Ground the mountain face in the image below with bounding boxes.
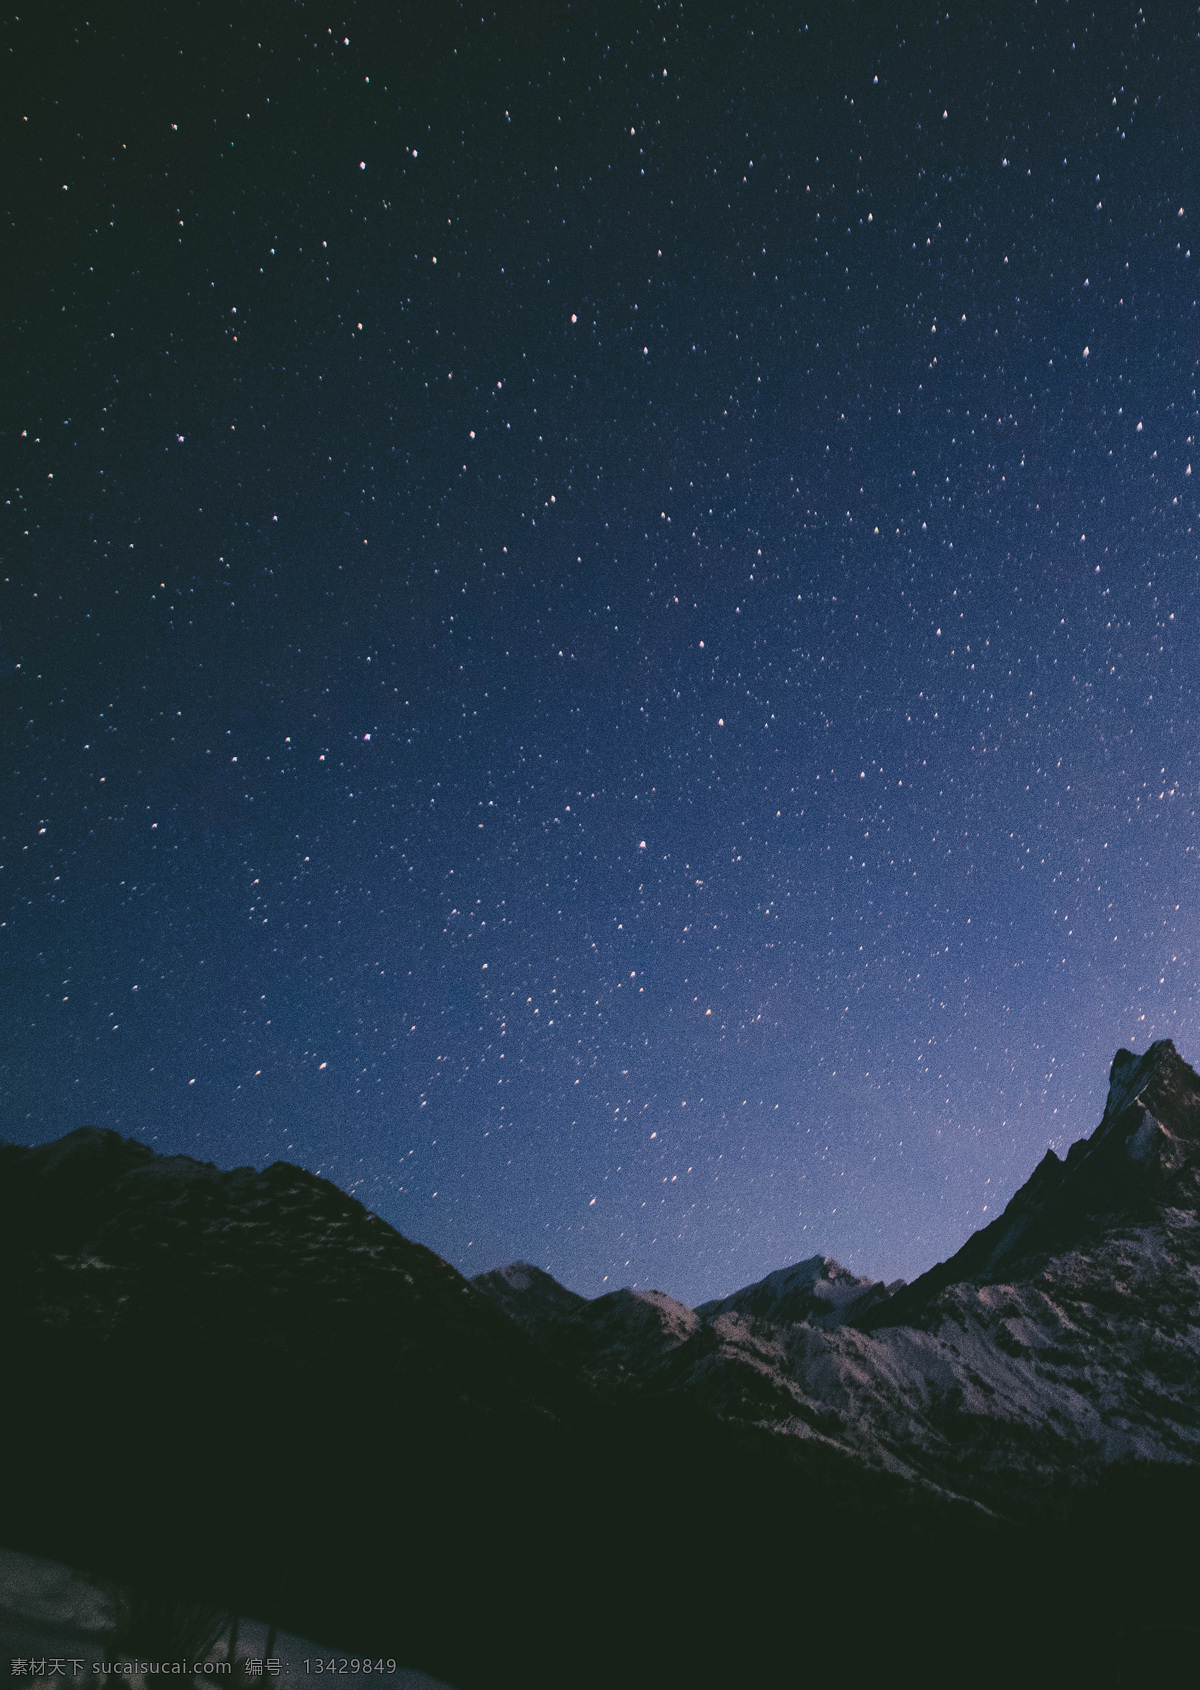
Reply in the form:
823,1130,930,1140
470,1259,588,1330
477,1039,1200,1516
4,1042,1200,1685
0,1122,978,1688
0,1128,599,1687
470,1262,700,1379
863,1038,1200,1329
694,1252,904,1328
0,1126,569,1417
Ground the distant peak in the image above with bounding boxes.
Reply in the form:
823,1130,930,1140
696,1252,896,1328
472,1260,587,1332
494,1260,553,1291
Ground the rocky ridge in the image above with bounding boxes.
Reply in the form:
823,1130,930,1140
695,1251,904,1328
475,1038,1200,1513
4,1040,1200,1684
0,1124,566,1420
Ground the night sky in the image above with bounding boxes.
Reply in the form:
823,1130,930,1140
4,3,1199,1306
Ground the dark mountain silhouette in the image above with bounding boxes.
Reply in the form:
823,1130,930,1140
469,1259,587,1330
0,1125,969,1686
3,1042,1200,1685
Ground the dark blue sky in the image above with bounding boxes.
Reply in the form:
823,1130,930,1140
4,2,1198,1304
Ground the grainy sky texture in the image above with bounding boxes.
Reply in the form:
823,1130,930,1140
3,3,1199,1304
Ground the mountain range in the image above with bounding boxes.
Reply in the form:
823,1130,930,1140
471,1040,1200,1519
3,1040,1199,1685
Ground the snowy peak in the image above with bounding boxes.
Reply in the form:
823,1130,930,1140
696,1254,902,1328
1094,1039,1200,1178
862,1039,1200,1330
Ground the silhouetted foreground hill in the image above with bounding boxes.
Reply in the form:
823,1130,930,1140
0,1128,965,1684
4,1044,1200,1685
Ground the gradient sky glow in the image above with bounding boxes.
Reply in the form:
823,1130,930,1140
4,3,1200,1305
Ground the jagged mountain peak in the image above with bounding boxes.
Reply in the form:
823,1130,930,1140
472,1264,703,1389
861,1039,1200,1330
696,1252,901,1328
1096,1038,1200,1175
491,1260,557,1290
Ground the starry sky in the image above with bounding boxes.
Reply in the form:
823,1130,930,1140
3,2,1199,1305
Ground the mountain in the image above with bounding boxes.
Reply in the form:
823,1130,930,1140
467,1040,1200,1678
0,1125,572,1418
480,1039,1200,1517
4,1041,1200,1683
0,1123,980,1687
0,1128,592,1685
473,1277,703,1391
862,1038,1200,1326
470,1259,587,1330
695,1251,904,1327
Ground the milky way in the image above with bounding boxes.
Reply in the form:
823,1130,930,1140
3,5,1198,1303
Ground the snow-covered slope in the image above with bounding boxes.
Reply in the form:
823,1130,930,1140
865,1038,1200,1328
661,1039,1200,1510
477,1040,1200,1517
677,1208,1200,1513
695,1252,904,1328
